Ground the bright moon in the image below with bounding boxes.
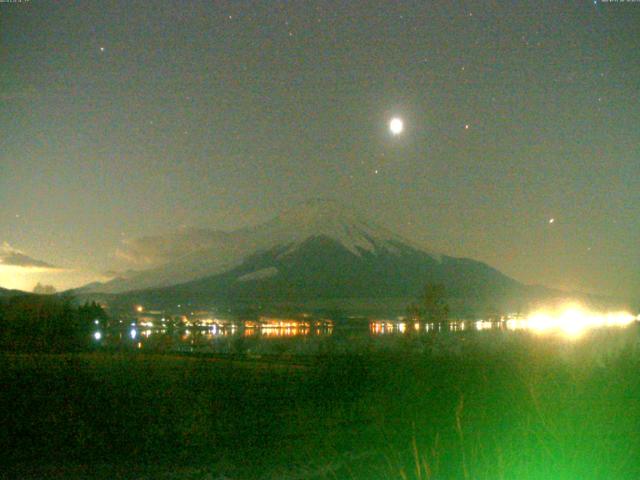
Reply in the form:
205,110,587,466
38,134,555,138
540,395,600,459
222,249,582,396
389,117,404,135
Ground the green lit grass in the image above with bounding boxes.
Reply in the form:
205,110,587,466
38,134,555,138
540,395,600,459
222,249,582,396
1,330,640,479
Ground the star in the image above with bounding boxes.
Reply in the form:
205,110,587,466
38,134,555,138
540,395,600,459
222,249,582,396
464,124,470,130
99,47,105,52
549,218,555,224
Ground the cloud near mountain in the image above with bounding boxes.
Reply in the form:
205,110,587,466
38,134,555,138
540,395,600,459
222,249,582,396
0,242,59,271
0,243,113,292
115,227,227,267
0,242,69,291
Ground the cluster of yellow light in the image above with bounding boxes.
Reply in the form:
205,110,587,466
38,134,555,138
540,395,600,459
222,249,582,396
475,320,494,331
370,321,395,333
194,317,229,327
261,321,308,329
260,327,306,337
449,322,465,332
259,317,310,329
507,303,636,338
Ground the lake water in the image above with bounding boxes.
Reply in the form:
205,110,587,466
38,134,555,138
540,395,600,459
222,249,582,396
93,317,640,359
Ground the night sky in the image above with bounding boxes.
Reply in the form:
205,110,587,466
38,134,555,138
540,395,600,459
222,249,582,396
1,1,638,298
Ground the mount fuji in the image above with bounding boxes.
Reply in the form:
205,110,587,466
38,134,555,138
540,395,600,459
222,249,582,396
82,199,527,313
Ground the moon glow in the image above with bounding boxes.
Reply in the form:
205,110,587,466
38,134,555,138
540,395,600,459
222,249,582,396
389,117,404,135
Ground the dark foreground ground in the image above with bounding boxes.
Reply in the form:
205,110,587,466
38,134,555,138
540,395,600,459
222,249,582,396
2,329,640,479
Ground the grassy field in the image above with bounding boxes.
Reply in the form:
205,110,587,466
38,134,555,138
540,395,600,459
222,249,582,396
2,328,640,479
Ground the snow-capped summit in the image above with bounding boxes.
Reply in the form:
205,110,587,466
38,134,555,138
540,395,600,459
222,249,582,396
253,198,428,257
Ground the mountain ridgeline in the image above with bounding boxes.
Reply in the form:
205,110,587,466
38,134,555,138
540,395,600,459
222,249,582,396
0,287,28,298
80,200,540,315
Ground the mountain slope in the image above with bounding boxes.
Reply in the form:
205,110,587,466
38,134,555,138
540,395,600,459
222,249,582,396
85,199,440,294
114,234,524,315
174,235,520,301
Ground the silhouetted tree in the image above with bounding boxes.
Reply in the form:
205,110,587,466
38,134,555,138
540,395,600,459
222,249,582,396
421,284,450,322
407,284,450,325
406,302,421,321
33,282,57,295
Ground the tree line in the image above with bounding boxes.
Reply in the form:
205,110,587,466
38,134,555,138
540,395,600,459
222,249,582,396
0,294,107,352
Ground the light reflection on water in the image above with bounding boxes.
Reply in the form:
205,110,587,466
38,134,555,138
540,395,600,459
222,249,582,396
95,314,639,357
